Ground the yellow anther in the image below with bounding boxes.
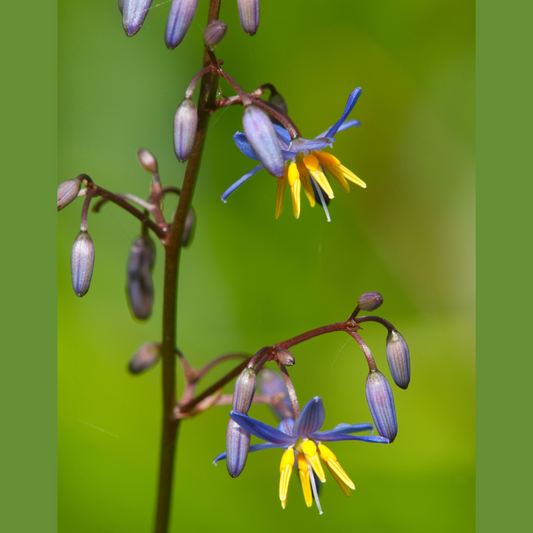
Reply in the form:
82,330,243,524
308,167,334,199
325,463,352,497
331,164,366,188
301,440,317,456
302,440,325,482
297,453,313,507
288,162,299,187
302,153,320,171
275,177,286,219
314,151,340,166
318,444,355,490
281,498,287,509
301,174,316,207
279,449,294,502
290,179,301,219
296,162,308,176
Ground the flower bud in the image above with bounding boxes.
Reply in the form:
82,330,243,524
137,148,158,173
165,0,198,49
269,91,288,116
181,208,195,247
232,367,257,413
357,291,383,312
57,177,82,211
243,106,284,178
126,235,156,320
203,20,227,51
174,99,198,163
258,369,292,419
71,231,95,297
277,348,295,367
237,0,260,36
225,419,251,478
122,0,153,37
386,330,411,389
128,342,160,374
365,370,398,442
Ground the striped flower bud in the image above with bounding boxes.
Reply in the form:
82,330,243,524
243,106,284,178
165,0,198,49
203,20,227,51
174,99,198,163
71,231,95,297
128,342,160,374
57,177,82,211
365,370,398,442
258,369,292,419
237,0,260,36
126,235,156,320
122,0,153,37
277,348,295,367
181,208,195,247
358,291,383,312
226,367,257,477
386,330,411,389
137,148,158,173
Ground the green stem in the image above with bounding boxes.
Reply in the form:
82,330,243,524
154,2,221,533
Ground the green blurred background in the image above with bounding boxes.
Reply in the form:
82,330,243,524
58,1,475,532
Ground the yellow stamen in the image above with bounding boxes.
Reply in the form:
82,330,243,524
324,462,352,497
328,167,350,193
318,444,355,490
290,178,301,219
314,151,340,166
288,162,299,187
308,167,334,199
297,453,313,507
302,153,320,171
279,449,294,503
301,173,316,207
301,440,326,482
281,498,287,509
328,164,366,189
275,176,286,219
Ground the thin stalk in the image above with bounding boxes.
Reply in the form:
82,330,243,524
154,2,221,533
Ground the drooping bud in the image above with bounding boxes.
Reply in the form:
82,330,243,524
386,330,411,389
165,0,198,49
71,231,95,297
243,106,285,178
128,342,161,374
226,367,256,477
358,291,384,312
237,0,260,36
203,20,227,51
181,208,195,247
277,348,295,367
126,235,156,320
365,371,398,442
258,369,292,419
269,90,288,116
57,177,82,211
137,148,158,173
122,0,153,37
174,99,198,163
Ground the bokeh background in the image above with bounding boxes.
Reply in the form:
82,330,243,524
58,1,475,532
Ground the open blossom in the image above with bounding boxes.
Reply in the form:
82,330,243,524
221,88,366,220
214,396,389,513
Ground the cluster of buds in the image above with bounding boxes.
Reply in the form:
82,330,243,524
119,0,260,42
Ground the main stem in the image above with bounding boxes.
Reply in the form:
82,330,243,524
154,2,221,533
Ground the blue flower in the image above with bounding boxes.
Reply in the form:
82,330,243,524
214,396,389,513
221,88,367,220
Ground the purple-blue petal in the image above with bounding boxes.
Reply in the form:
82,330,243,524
281,150,296,161
233,132,260,161
220,164,263,203
273,124,291,148
229,411,296,446
293,397,325,436
289,137,334,153
326,87,362,138
310,433,389,444
277,418,295,435
213,442,282,465
312,423,375,438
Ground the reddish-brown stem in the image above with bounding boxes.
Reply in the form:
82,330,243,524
278,363,300,418
356,315,395,332
195,353,249,382
346,330,377,372
80,191,95,232
276,321,349,350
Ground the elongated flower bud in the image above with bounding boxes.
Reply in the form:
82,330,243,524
118,0,124,15
386,330,411,389
258,369,292,419
277,348,295,367
365,370,398,442
243,106,284,178
128,342,160,374
226,367,256,477
182,208,195,247
358,291,383,312
126,235,156,320
174,99,198,163
71,231,95,297
57,177,82,211
203,20,227,50
137,148,158,173
165,0,198,49
237,0,260,36
122,0,153,37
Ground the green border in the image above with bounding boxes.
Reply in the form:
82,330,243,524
477,1,531,532
2,2,57,531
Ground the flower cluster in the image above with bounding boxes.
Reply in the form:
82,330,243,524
221,88,366,220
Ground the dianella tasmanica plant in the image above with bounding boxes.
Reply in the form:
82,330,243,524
59,1,412,531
